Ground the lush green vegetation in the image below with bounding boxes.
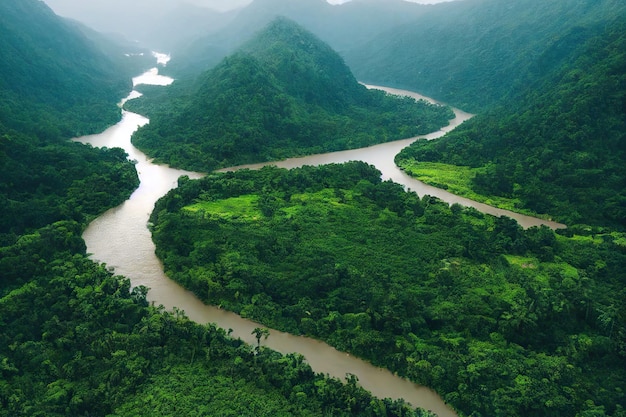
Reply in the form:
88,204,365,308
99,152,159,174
345,0,626,113
150,162,626,416
5,0,626,416
398,161,544,218
0,0,144,246
0,122,139,246
127,18,453,172
396,18,626,228
0,0,140,137
0,5,444,416
0,222,430,417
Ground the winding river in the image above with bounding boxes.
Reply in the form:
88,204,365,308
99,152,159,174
221,85,564,230
75,64,563,417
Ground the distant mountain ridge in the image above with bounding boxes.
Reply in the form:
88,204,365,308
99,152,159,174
128,17,453,172
167,0,429,75
139,3,238,52
344,0,626,112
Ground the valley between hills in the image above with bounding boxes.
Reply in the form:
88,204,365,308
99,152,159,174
1,1,625,416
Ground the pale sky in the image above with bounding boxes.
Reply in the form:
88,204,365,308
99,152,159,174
44,0,455,16
43,0,457,41
327,0,452,3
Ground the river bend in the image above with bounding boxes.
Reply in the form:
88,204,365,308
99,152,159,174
76,66,563,417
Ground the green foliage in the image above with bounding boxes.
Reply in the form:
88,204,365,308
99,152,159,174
0,123,139,244
396,18,626,228
346,0,626,113
0,0,145,244
398,160,539,217
0,3,433,416
3,1,626,416
0,223,427,417
128,18,453,172
0,0,137,137
151,162,626,416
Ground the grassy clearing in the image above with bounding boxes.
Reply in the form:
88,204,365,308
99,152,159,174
184,195,261,220
183,189,354,221
503,254,538,269
282,189,353,218
561,233,604,245
399,161,478,192
559,231,626,248
289,188,341,204
504,255,579,283
398,160,542,217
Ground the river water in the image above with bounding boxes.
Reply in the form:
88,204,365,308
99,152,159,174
75,64,563,417
221,85,564,230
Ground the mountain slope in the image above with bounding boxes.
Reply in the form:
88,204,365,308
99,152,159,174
129,18,453,172
0,0,132,137
168,0,428,76
396,17,626,228
237,16,368,111
345,0,626,112
0,0,141,243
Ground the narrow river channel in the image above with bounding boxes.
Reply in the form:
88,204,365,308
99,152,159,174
75,61,562,417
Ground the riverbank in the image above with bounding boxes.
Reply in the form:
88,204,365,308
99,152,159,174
75,65,459,417
398,160,561,222
75,64,563,417
219,85,564,230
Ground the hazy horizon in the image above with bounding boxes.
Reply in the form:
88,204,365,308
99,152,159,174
44,0,456,16
43,0,457,38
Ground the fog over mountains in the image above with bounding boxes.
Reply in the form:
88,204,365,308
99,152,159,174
42,0,457,41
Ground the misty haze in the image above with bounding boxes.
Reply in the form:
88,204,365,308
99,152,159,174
42,0,456,43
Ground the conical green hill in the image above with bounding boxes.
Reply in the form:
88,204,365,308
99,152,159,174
130,18,453,172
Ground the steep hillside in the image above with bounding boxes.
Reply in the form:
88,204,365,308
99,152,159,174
0,0,134,137
396,18,626,228
129,18,453,172
0,5,432,416
0,0,142,245
345,0,626,112
168,0,428,76
64,18,155,76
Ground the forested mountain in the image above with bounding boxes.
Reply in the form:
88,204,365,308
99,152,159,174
4,0,626,415
345,0,626,112
0,0,137,137
0,0,141,245
128,17,453,172
167,0,428,75
396,16,626,228
0,4,430,415
150,162,626,417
